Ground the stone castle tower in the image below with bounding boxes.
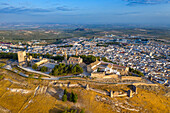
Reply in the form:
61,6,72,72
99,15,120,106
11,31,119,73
64,51,67,61
75,48,78,56
18,51,26,66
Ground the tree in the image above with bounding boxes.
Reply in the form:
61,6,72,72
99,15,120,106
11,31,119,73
72,93,78,103
71,66,77,75
129,67,144,77
0,63,5,68
52,63,83,76
0,75,4,80
80,109,85,113
64,89,67,95
40,66,48,72
29,74,34,78
0,52,18,60
70,109,77,113
62,108,77,113
97,68,100,72
62,94,67,102
32,64,38,70
71,64,83,75
67,64,73,73
59,63,65,69
101,57,108,62
70,91,78,103
45,53,51,58
70,92,73,102
38,75,43,79
80,55,96,64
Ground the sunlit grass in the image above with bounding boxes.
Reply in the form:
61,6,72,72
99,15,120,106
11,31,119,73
0,92,32,113
23,95,56,113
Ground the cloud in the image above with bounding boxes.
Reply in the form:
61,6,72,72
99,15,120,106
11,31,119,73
56,6,77,11
0,5,77,14
0,6,51,14
114,12,140,15
123,0,170,5
0,3,9,6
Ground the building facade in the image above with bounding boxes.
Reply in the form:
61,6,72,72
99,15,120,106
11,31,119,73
67,57,83,65
18,51,26,65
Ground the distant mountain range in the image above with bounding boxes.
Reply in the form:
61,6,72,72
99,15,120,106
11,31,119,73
0,23,170,30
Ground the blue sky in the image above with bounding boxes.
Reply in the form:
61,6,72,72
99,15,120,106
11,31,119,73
0,0,170,24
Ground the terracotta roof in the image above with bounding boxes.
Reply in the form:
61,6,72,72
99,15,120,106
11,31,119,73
89,60,101,67
107,64,112,68
112,64,126,69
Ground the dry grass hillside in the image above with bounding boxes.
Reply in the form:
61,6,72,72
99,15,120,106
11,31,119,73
0,67,169,113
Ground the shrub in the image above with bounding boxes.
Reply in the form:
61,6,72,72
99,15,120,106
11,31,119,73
38,75,43,79
0,75,4,80
29,74,34,78
32,64,38,70
72,93,78,103
80,108,85,113
70,92,73,102
71,64,83,75
51,63,83,76
40,66,48,72
62,108,77,113
64,89,67,95
129,67,144,77
70,92,78,103
62,94,67,102
0,63,5,68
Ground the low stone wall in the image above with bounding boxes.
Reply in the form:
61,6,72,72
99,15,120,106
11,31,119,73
91,72,119,79
91,72,105,78
103,74,118,79
111,91,127,97
53,83,81,88
113,93,127,97
52,82,138,98
89,88,109,95
133,82,158,86
88,86,132,98
121,76,142,81
68,84,80,87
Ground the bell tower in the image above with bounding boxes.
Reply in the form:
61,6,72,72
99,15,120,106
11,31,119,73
75,48,78,56
64,50,67,61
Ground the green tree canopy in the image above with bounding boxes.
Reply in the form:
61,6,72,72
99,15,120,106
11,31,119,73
64,89,67,95
80,109,85,113
29,74,34,78
32,64,38,70
70,92,78,103
51,63,83,76
40,66,48,72
71,64,83,75
62,94,67,102
0,75,4,80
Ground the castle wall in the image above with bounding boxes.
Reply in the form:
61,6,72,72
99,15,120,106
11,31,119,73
121,76,142,81
103,74,118,79
35,58,48,66
91,72,105,78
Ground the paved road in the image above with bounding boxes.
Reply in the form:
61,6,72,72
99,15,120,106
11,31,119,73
3,65,76,80
3,65,157,86
18,66,51,77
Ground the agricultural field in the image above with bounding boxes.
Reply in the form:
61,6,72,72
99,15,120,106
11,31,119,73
0,26,170,44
